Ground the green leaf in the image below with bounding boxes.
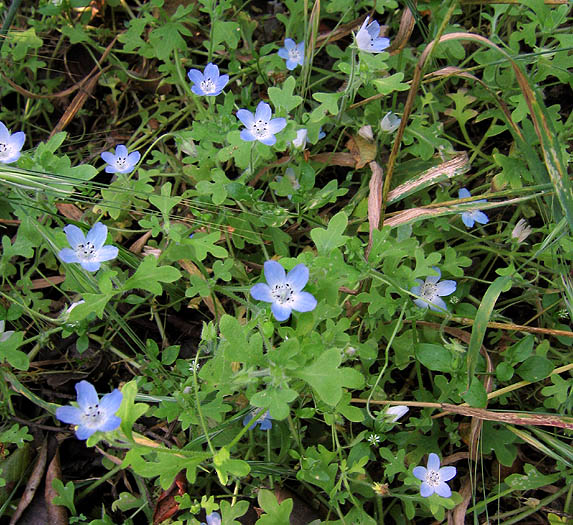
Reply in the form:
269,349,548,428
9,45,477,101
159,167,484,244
51,479,76,515
188,232,229,261
116,380,149,440
68,293,115,322
123,256,181,295
310,211,349,255
148,20,191,61
415,343,452,373
268,76,303,113
505,463,561,490
220,500,250,525
149,182,182,217
516,356,554,382
372,72,409,95
256,489,292,525
0,332,28,371
506,335,534,363
461,377,488,408
213,447,250,485
250,387,298,420
219,315,263,366
310,92,344,121
294,348,364,406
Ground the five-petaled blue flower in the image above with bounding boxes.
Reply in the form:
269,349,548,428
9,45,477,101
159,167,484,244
355,16,390,53
0,121,25,164
411,267,456,312
237,102,287,146
201,511,221,525
458,188,489,228
250,260,317,321
101,144,140,174
413,453,457,498
56,380,122,440
243,408,273,431
278,39,305,70
59,222,119,272
187,63,229,96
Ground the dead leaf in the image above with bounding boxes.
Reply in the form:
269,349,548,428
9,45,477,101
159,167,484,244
9,439,48,525
55,203,83,221
346,135,377,169
366,162,383,259
129,231,153,254
152,471,187,524
179,259,226,319
44,449,68,525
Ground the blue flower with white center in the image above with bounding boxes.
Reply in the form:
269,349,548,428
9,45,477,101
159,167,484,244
411,267,456,312
55,380,122,440
242,408,273,431
278,39,305,70
413,453,456,498
187,62,229,96
250,260,317,321
59,222,119,272
237,101,287,146
201,511,221,525
458,188,489,228
101,144,140,174
0,121,25,164
355,16,390,53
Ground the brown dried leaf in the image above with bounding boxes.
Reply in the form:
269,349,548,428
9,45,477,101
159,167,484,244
366,162,383,259
44,449,68,525
129,231,153,255
179,259,226,319
152,471,187,524
55,203,83,221
346,135,377,169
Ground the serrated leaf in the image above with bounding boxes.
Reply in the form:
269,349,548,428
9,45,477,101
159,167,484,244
123,256,181,295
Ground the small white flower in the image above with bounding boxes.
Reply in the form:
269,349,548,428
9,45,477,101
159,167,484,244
384,405,409,422
380,112,401,133
0,320,15,343
292,129,308,149
368,433,381,445
413,453,457,498
358,125,374,141
511,218,532,243
355,16,390,53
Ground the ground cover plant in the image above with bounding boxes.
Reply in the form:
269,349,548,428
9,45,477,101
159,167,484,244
0,0,572,523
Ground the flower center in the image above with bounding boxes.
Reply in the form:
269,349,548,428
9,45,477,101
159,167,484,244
81,403,105,428
420,283,438,300
200,78,216,94
425,469,441,487
75,241,97,261
288,48,301,61
0,141,11,159
115,156,127,169
271,283,293,305
252,119,270,138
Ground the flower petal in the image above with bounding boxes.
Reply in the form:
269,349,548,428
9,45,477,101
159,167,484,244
81,261,101,272
439,466,457,482
291,291,317,313
427,453,441,471
115,144,128,158
284,38,295,50
259,134,277,146
10,131,25,150
250,283,273,303
93,245,119,263
434,481,452,498
267,118,287,135
0,121,9,140
56,405,83,425
86,222,108,249
259,417,273,430
412,466,427,481
204,62,219,80
59,248,80,264
428,296,447,312
366,20,381,39
461,212,475,228
101,151,115,164
100,389,123,413
473,211,489,224
237,109,255,128
271,302,292,322
458,188,471,199
63,224,85,249
215,75,229,91
240,129,257,142
420,482,434,498
286,264,309,291
97,415,122,433
75,380,99,411
285,59,298,70
426,267,441,284
413,298,430,309
187,69,204,85
242,412,254,427
263,260,286,287
75,425,97,440
436,280,456,297
255,101,272,122
278,48,290,59
126,151,141,166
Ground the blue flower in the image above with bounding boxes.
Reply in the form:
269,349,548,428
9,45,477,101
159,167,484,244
278,39,305,70
59,222,119,272
250,260,317,321
237,102,287,146
0,121,25,164
413,453,456,498
243,408,273,431
355,16,390,53
458,188,489,228
380,111,401,133
55,380,122,440
318,127,326,140
101,144,140,174
291,128,308,150
411,267,456,312
187,63,229,96
384,405,409,422
201,511,221,525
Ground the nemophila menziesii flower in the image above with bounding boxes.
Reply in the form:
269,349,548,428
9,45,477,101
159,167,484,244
243,408,273,430
458,188,489,228
278,38,305,70
413,453,457,498
292,128,308,149
355,16,390,53
55,380,122,440
237,101,286,146
411,267,456,312
0,320,14,343
384,405,409,422
201,511,221,525
59,222,119,272
250,260,317,321
511,218,532,243
381,111,401,133
0,121,25,164
187,62,229,96
101,144,140,174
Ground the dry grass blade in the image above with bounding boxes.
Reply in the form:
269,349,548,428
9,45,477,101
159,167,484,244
44,448,68,525
366,161,383,259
